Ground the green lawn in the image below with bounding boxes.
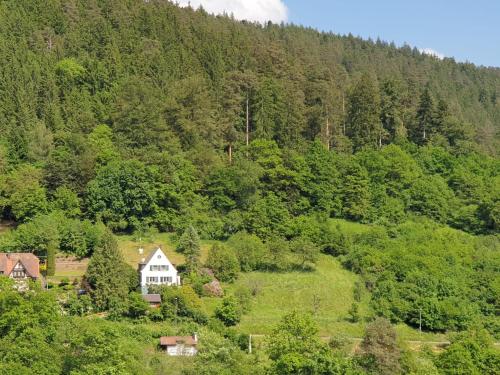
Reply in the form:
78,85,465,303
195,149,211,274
212,254,446,342
224,255,366,336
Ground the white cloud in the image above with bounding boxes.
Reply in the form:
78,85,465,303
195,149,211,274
173,0,288,24
419,48,445,60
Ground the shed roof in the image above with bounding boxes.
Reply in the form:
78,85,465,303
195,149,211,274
143,294,162,303
160,336,197,346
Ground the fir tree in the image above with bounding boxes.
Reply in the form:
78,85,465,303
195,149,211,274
177,225,201,273
84,230,130,311
346,73,384,150
413,87,436,144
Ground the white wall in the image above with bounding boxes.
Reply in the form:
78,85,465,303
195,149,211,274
166,345,198,356
140,248,180,293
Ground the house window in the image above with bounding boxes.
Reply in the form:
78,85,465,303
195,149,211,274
167,276,172,282
12,270,25,278
150,265,169,272
146,277,159,283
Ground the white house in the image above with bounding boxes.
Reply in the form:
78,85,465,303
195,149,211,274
138,248,181,294
160,334,198,356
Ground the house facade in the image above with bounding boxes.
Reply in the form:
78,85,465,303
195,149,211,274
0,253,40,281
160,334,198,356
138,248,180,294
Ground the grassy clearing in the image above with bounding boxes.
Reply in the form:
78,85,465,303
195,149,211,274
217,254,446,342
328,218,374,235
224,254,366,337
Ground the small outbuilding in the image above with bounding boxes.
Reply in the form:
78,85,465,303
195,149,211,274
142,293,162,308
160,334,198,356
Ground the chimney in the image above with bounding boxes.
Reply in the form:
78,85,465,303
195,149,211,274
193,332,198,343
138,257,146,272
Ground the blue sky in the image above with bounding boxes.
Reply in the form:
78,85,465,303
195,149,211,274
285,0,500,67
175,0,499,67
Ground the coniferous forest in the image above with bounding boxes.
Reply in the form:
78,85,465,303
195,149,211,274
0,1,499,374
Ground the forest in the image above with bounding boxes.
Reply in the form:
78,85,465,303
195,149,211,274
0,0,498,374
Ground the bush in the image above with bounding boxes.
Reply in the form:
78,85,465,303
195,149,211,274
215,297,242,326
66,294,93,316
159,285,207,324
234,286,252,313
126,292,149,319
348,303,360,323
227,231,266,271
206,244,240,282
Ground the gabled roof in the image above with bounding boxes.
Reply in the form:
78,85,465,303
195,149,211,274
140,247,177,271
0,253,40,278
160,336,197,346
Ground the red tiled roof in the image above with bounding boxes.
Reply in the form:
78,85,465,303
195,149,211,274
0,253,40,278
160,336,197,346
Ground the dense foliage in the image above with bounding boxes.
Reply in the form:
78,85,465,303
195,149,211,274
340,220,499,334
0,0,497,238
0,1,498,373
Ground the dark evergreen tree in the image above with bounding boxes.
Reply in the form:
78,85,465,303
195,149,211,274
412,87,436,144
346,73,384,150
84,230,130,311
380,79,406,142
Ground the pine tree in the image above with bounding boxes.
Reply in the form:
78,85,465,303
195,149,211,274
177,225,201,273
380,79,406,142
84,230,129,311
413,87,436,144
346,74,383,150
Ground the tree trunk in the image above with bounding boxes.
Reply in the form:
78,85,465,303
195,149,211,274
246,95,249,147
325,113,330,150
342,93,346,135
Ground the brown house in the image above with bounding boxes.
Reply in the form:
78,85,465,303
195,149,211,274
0,253,40,281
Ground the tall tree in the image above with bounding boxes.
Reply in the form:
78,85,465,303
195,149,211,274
84,230,130,311
266,311,338,374
346,73,383,150
412,87,436,144
380,79,406,142
177,225,201,273
359,318,401,375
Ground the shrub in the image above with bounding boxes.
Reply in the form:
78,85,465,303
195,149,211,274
215,297,242,326
227,231,266,271
206,244,240,282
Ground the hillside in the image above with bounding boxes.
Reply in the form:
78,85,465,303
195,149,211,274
0,1,499,374
0,0,499,159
